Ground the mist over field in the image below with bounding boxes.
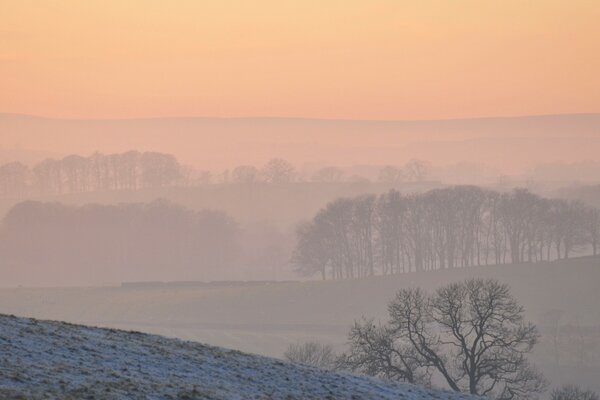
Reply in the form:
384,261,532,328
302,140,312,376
2,1,600,398
1,116,600,397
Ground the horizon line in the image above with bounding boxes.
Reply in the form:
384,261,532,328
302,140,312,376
2,111,600,124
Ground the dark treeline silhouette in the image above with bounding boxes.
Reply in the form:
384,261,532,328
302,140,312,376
293,186,600,280
0,151,182,197
0,200,241,285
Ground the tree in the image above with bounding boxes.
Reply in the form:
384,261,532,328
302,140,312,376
232,165,259,183
404,159,430,182
0,162,30,197
284,341,339,370
551,385,599,400
341,319,429,385
583,207,600,256
262,158,295,183
346,279,546,399
378,166,404,183
312,166,344,183
293,186,598,280
291,221,331,280
140,152,182,188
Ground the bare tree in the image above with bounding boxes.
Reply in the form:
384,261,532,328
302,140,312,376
262,158,295,183
284,341,339,370
294,187,598,280
291,220,332,280
232,165,259,183
378,166,404,183
140,152,181,188
341,319,430,385
346,279,545,399
312,166,344,183
584,207,599,256
404,159,430,182
551,385,599,400
0,162,30,197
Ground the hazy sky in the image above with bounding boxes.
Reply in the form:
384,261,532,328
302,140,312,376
1,1,599,120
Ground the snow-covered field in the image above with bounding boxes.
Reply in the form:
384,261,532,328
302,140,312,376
0,314,479,400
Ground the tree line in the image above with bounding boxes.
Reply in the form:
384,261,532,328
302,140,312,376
0,151,433,197
293,186,600,280
0,151,182,196
0,200,241,285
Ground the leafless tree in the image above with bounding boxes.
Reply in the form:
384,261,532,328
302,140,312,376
404,159,430,182
294,187,597,280
344,279,545,399
312,166,344,183
140,152,181,188
341,319,430,385
389,280,545,399
583,207,600,256
284,341,339,370
0,162,30,197
551,385,599,400
232,165,260,183
378,166,404,183
1,150,186,197
291,220,332,280
262,158,296,183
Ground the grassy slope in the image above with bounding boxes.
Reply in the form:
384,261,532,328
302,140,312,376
0,314,478,400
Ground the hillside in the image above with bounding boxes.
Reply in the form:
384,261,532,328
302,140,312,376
0,314,477,400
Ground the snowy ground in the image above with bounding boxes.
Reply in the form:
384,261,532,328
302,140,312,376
0,314,480,400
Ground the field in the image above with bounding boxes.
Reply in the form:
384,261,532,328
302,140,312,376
0,256,599,393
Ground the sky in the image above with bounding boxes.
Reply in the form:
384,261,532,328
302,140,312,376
1,0,599,120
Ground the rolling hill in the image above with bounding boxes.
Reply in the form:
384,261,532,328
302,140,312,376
0,314,478,400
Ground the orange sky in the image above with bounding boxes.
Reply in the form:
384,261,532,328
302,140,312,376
1,0,599,120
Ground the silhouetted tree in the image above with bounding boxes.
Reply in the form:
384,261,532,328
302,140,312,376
345,279,546,399
293,187,598,280
7,150,184,196
341,319,429,385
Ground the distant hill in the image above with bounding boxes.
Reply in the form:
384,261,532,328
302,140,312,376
0,314,478,399
2,113,599,174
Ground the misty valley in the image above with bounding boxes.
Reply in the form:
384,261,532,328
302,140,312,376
0,150,599,399
2,2,600,397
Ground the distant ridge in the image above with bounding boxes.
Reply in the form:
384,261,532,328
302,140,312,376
2,111,600,124
1,112,599,173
